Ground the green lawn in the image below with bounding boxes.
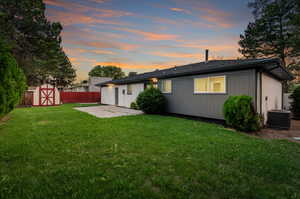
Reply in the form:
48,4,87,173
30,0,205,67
0,104,300,199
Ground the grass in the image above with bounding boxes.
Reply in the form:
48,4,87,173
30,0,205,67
0,104,300,199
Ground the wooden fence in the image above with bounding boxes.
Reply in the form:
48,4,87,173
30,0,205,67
60,92,101,103
19,91,33,107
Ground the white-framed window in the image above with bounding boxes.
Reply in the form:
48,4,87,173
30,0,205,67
161,79,172,93
194,76,226,93
127,84,132,95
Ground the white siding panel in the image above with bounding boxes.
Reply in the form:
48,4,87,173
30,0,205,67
101,86,115,105
261,73,282,123
33,88,39,106
118,83,144,108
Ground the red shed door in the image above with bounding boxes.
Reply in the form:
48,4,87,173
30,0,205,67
39,86,55,106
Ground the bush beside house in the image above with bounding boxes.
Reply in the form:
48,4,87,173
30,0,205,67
130,102,139,110
223,95,261,132
290,86,300,119
0,39,27,118
136,87,166,114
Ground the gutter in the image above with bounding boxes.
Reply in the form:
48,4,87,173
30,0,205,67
96,59,294,86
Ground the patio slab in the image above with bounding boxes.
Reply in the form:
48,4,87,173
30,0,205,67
74,105,143,118
257,120,300,143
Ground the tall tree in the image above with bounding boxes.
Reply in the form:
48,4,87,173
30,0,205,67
0,38,27,117
50,51,76,88
239,0,300,86
0,0,76,86
89,65,125,79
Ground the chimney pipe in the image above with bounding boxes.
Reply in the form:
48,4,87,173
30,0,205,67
205,49,209,62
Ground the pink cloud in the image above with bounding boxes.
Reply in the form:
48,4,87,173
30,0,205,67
67,48,116,55
66,39,139,51
45,0,132,18
47,8,128,26
113,27,179,41
61,26,124,42
150,51,202,59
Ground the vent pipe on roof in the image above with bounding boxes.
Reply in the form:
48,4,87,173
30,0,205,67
205,49,209,62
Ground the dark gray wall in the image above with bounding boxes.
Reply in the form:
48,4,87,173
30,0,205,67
158,69,256,120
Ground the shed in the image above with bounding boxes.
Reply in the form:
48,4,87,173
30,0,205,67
31,84,60,106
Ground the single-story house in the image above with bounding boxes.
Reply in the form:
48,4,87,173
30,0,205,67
96,58,293,123
64,77,112,92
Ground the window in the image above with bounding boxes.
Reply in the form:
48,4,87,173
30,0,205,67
194,76,226,93
161,80,172,93
127,84,132,95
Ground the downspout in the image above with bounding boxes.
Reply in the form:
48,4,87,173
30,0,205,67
255,69,258,112
281,82,284,110
260,71,262,115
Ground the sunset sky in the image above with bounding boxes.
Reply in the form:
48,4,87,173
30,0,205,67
45,0,253,81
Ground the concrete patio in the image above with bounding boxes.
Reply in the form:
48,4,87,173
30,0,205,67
74,105,143,118
257,120,300,143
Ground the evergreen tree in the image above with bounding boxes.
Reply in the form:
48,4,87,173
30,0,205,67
290,86,300,119
0,39,27,118
0,0,76,86
239,0,300,87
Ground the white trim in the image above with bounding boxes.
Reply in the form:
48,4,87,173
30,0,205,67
194,75,226,94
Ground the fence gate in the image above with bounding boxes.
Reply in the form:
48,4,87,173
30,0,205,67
39,85,55,106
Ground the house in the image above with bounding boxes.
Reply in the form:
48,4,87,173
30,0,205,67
64,77,112,92
96,58,293,123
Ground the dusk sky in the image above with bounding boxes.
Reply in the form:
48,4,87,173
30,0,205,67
45,0,253,81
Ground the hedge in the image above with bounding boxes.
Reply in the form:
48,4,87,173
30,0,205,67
0,39,27,118
290,86,300,119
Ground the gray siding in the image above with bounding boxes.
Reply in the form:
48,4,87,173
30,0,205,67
158,69,256,120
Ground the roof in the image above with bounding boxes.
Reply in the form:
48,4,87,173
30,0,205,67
96,58,293,86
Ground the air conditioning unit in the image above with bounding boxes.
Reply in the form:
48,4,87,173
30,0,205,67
267,110,291,130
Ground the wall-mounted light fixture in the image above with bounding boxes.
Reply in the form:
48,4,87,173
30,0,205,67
107,84,114,88
151,78,158,83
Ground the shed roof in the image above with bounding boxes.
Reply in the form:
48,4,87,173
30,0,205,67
96,58,293,86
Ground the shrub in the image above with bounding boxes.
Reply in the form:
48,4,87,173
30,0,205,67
0,39,27,118
130,102,139,110
136,87,166,114
290,86,300,119
223,95,261,132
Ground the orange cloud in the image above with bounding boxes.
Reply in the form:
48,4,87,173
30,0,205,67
150,51,202,59
201,15,233,28
93,62,172,70
153,18,219,30
195,6,234,28
113,27,179,41
45,0,132,18
87,0,106,3
66,40,139,51
61,26,124,42
67,48,116,55
69,57,78,62
47,8,128,26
